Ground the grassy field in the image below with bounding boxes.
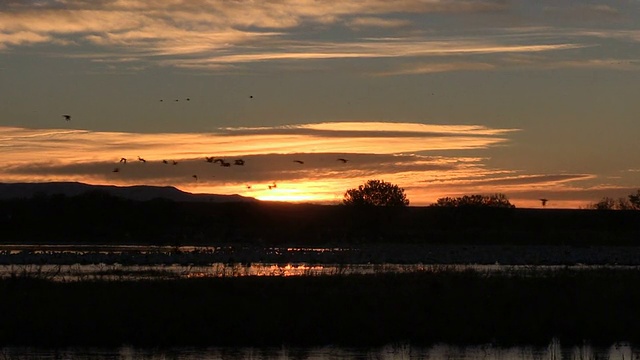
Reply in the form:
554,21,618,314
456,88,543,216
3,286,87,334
2,268,640,347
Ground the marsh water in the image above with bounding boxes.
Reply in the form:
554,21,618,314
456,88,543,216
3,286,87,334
4,245,640,359
2,341,640,359
3,244,640,281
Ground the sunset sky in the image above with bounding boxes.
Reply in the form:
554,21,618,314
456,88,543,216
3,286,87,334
1,0,639,208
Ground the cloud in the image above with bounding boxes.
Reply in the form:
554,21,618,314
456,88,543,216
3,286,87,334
421,174,594,187
224,122,516,137
347,17,412,29
0,122,517,203
374,61,495,76
187,41,582,64
543,4,621,20
0,30,50,49
572,29,640,42
0,122,515,165
0,0,583,71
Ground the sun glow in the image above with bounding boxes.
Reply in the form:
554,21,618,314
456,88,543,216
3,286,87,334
0,123,620,208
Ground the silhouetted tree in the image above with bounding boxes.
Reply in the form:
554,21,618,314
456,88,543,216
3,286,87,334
617,197,634,210
591,197,616,210
628,190,640,210
591,190,640,210
343,180,409,207
431,193,515,208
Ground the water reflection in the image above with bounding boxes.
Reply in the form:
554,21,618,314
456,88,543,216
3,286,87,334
2,341,639,359
3,244,640,281
3,244,640,267
3,262,639,282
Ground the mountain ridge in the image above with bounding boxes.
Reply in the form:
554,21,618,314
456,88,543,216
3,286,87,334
0,182,257,203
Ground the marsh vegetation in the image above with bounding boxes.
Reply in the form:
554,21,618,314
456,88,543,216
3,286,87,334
3,268,640,347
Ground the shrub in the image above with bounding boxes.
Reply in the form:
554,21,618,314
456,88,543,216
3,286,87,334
431,193,515,208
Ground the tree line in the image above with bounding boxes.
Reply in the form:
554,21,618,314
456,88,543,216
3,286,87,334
343,179,515,208
344,179,640,210
590,190,640,210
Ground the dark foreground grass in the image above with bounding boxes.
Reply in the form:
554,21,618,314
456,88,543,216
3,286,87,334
1,269,639,347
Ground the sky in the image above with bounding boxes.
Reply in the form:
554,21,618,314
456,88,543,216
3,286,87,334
1,0,639,208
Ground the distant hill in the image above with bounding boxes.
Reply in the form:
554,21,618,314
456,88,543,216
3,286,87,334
0,182,257,203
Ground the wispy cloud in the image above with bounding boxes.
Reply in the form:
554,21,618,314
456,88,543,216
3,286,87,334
177,42,582,65
421,174,594,187
0,0,585,72
1,121,518,203
374,61,495,76
502,52,636,68
544,4,622,20
1,122,516,165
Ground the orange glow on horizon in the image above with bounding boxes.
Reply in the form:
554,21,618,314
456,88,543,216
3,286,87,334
1,124,633,209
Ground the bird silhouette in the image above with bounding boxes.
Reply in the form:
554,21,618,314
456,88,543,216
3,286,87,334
249,95,253,99
205,156,214,163
293,160,304,164
162,160,169,164
268,182,277,190
234,159,245,166
112,167,120,173
337,158,348,163
119,158,127,164
138,156,146,163
540,198,548,207
220,161,231,167
62,114,71,121
172,160,178,165
186,98,190,101
192,175,198,181
213,158,224,164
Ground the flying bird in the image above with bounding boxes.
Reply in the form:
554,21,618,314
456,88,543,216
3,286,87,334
172,160,178,165
221,161,231,167
540,198,549,207
205,156,214,163
337,158,348,163
246,185,252,189
162,160,169,164
62,114,71,121
119,158,127,164
138,156,146,163
293,160,304,164
213,158,224,164
234,159,245,166
112,167,120,173
186,98,190,101
268,182,277,190
192,175,198,181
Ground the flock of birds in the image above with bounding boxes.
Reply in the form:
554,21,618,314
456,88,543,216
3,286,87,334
110,155,350,190
61,96,352,192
